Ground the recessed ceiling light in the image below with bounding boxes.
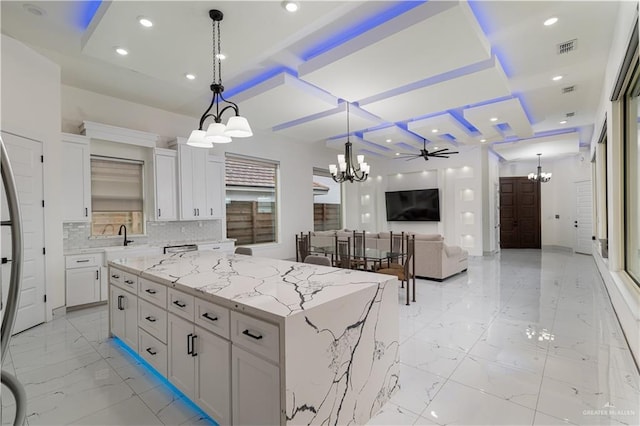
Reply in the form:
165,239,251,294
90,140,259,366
138,17,153,28
480,139,486,143
115,47,129,56
185,73,196,80
395,153,400,156
432,129,438,133
215,53,226,60
490,117,498,122
23,3,46,16
552,75,563,81
385,139,392,143
433,146,439,150
544,17,558,26
282,1,299,12
560,120,567,124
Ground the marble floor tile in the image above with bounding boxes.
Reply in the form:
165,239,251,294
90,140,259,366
69,395,161,425
367,402,421,425
138,385,203,425
412,312,487,353
400,337,466,378
389,364,446,415
421,380,536,425
532,411,577,425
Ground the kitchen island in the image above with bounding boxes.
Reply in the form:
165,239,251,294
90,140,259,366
108,250,399,425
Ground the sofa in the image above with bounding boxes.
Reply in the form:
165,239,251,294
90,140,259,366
309,230,468,281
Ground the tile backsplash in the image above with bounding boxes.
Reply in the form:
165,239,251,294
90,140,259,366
63,220,223,251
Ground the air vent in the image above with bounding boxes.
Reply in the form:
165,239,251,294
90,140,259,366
565,112,576,117
562,85,576,94
557,39,577,54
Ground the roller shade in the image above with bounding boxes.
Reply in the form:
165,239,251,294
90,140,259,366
91,158,143,211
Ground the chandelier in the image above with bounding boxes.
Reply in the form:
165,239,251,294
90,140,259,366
187,10,252,148
329,103,370,183
528,153,552,183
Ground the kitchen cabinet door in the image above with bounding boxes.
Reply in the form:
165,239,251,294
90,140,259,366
154,149,178,221
194,326,231,425
178,144,207,220
110,286,138,351
62,135,91,222
167,313,196,397
231,345,280,425
205,156,225,219
66,267,100,307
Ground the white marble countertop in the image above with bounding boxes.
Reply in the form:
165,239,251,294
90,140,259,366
110,251,396,320
64,239,235,256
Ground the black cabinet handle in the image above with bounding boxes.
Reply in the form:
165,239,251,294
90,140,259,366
193,208,197,216
191,335,198,357
85,207,88,217
158,208,161,217
124,279,134,285
145,316,156,323
96,270,99,280
111,274,120,279
146,347,157,356
187,333,193,355
145,288,157,295
117,295,124,311
210,208,213,216
173,300,186,308
76,259,90,263
202,312,218,322
242,329,263,340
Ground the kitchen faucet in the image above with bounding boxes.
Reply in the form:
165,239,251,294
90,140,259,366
118,224,134,246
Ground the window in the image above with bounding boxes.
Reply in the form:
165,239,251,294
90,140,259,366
625,65,640,284
91,157,144,236
313,168,342,231
225,155,278,245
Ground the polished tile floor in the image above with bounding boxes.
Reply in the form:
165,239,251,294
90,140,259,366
2,249,638,425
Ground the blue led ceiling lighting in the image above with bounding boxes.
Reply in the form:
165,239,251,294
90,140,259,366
77,1,103,30
466,0,514,78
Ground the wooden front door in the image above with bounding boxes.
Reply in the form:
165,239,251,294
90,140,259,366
500,177,541,248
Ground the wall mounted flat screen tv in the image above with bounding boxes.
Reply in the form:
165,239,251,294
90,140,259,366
385,189,440,222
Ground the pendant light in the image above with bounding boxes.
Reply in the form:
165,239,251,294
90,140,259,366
329,104,369,183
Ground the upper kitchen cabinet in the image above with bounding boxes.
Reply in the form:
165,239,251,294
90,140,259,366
154,149,178,221
62,133,91,222
170,138,225,221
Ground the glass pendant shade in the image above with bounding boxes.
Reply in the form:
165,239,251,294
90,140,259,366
187,130,213,148
205,123,232,144
224,116,253,138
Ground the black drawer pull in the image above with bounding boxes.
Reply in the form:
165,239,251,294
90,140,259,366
202,312,218,322
145,288,157,295
76,259,90,263
146,347,157,356
117,295,124,311
191,335,198,357
173,300,186,308
145,316,156,323
187,333,193,354
111,274,120,279
242,329,263,340
124,279,134,285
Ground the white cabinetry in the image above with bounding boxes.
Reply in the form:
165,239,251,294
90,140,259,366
62,133,91,222
168,312,231,425
154,148,178,221
171,139,225,221
109,267,138,351
65,253,103,307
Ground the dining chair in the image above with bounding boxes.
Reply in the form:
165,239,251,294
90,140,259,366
386,231,406,271
351,231,367,270
334,235,351,269
235,246,253,255
377,234,415,305
296,232,310,262
303,255,332,266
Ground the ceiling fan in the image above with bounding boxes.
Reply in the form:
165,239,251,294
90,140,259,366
395,138,459,161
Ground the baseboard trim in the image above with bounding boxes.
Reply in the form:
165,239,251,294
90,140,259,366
52,306,66,319
417,269,468,282
542,245,574,252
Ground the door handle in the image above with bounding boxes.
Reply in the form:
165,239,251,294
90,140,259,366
191,335,198,357
242,329,263,340
158,208,161,217
187,333,193,354
85,207,88,217
1,257,11,264
202,312,218,322
117,295,124,310
210,208,213,216
96,270,99,280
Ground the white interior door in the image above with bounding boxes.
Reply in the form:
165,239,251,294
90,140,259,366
574,180,593,255
1,131,46,333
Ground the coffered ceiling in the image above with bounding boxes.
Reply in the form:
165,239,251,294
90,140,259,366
1,1,621,161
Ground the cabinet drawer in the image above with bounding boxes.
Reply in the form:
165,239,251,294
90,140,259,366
230,311,279,364
109,267,125,287
138,299,167,343
66,253,101,269
139,328,167,378
168,288,195,321
121,272,138,293
195,299,230,339
138,278,167,309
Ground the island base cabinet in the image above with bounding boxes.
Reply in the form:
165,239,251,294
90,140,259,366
231,345,280,426
168,314,231,425
110,286,138,352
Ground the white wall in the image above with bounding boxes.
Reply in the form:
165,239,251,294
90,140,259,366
500,151,591,249
61,85,339,260
587,1,640,363
1,35,63,319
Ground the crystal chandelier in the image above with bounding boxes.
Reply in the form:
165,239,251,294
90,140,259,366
329,103,370,183
528,153,552,183
187,10,252,148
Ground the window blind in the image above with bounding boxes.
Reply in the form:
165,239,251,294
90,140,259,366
91,158,143,211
